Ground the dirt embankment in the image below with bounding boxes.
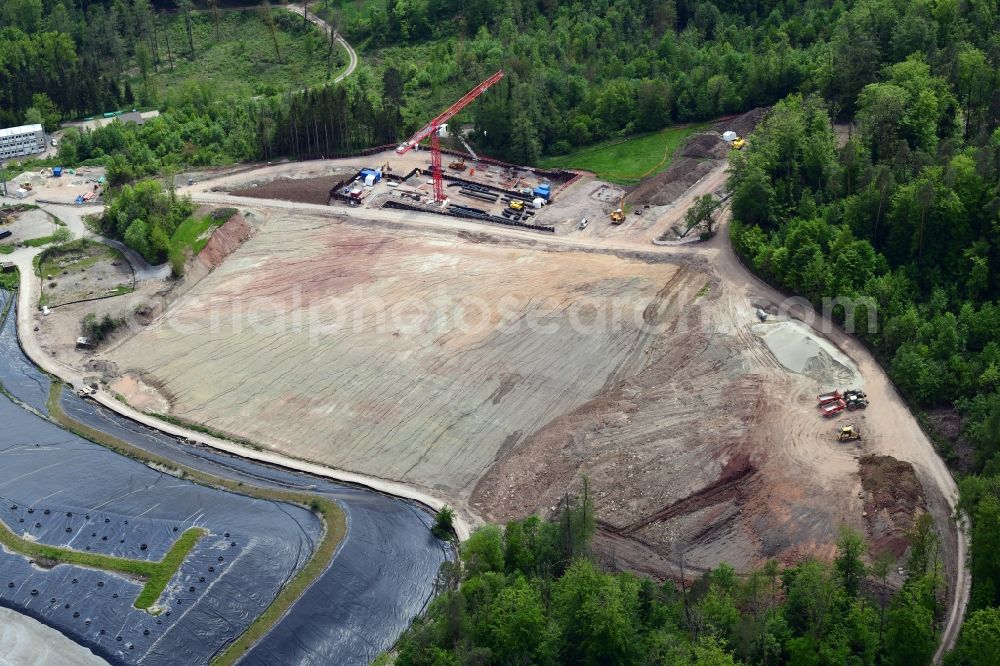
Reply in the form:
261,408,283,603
36,210,257,409
188,211,256,279
107,212,256,410
627,108,768,208
470,261,858,575
105,211,685,499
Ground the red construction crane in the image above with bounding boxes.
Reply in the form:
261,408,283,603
396,69,505,202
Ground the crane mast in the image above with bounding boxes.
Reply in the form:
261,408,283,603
396,69,505,202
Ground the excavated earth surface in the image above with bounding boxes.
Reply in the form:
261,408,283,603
94,205,925,577
472,281,885,575
108,210,687,498
230,172,356,205
859,454,927,558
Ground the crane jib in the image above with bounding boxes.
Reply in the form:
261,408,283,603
396,70,505,155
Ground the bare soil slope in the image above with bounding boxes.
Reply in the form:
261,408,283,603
105,205,912,575
472,267,875,572
109,210,684,497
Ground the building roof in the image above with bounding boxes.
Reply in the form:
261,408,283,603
119,111,145,125
0,124,43,139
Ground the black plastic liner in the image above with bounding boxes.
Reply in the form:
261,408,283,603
0,289,451,665
0,290,52,414
62,392,451,666
0,396,321,666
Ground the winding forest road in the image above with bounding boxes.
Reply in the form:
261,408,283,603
288,4,358,83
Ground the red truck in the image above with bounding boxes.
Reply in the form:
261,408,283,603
817,390,843,405
820,399,846,417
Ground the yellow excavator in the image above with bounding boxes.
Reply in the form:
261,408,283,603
838,425,862,442
610,195,625,224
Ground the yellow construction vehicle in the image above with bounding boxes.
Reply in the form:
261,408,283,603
509,199,524,211
610,195,625,223
732,137,747,150
838,425,862,442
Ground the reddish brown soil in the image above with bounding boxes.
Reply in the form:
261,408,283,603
230,175,352,205
859,454,926,558
469,266,849,575
618,453,756,534
194,213,255,273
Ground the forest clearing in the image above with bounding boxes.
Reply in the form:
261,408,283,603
3,0,995,660
65,145,954,599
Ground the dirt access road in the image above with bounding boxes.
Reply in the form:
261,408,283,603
701,211,969,662
178,159,968,660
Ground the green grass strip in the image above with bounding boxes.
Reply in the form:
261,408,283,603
44,382,348,663
134,528,208,608
22,235,57,248
0,518,205,610
538,124,705,185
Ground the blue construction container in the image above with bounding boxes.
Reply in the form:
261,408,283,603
533,184,551,200
360,168,382,183
52,167,63,177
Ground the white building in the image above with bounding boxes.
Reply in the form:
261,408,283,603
0,124,45,160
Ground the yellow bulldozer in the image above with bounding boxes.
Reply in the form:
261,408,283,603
838,425,862,442
610,195,625,224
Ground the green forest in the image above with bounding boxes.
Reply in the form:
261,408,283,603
396,493,957,665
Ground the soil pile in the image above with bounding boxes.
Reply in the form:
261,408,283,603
11,172,44,187
230,174,354,205
859,454,926,558
627,156,720,207
715,107,769,138
679,133,729,160
627,108,768,208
